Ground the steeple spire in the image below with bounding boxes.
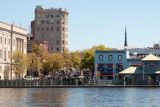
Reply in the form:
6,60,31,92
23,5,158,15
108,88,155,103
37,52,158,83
124,26,128,47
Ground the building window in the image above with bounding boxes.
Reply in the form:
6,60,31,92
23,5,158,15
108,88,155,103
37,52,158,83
51,14,54,18
0,66,2,73
8,51,10,60
99,55,103,61
57,15,59,18
5,38,6,45
0,50,2,59
56,40,59,45
0,37,2,44
108,55,113,61
47,14,50,18
41,20,44,24
57,48,59,51
118,55,122,61
62,40,65,44
51,20,54,24
57,20,59,24
4,50,6,61
62,27,65,31
9,39,10,46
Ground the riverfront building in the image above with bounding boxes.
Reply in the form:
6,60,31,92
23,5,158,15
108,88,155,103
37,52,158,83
31,6,69,53
95,27,160,82
0,21,27,80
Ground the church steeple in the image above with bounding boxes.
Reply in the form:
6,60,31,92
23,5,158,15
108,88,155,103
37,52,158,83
124,26,128,47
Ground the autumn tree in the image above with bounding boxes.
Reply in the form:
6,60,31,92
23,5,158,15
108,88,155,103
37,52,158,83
81,45,112,71
42,53,65,75
62,50,73,70
27,42,46,76
12,51,27,79
70,52,81,69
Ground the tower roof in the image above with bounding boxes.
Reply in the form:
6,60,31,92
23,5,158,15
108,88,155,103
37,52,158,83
124,26,128,47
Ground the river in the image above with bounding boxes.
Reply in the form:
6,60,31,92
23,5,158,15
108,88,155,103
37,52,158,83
0,88,159,107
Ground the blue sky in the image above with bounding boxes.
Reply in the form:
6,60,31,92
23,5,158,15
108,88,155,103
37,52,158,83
0,0,160,51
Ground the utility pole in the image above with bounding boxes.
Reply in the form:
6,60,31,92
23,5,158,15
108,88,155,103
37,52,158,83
10,24,13,80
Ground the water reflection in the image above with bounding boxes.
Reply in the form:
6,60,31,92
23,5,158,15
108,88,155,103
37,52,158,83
0,88,160,107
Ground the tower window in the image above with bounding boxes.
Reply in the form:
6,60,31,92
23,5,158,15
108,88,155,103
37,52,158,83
51,14,54,18
62,40,65,44
57,48,59,51
56,40,59,44
62,27,65,31
51,20,54,24
57,20,59,24
47,14,50,18
41,20,44,24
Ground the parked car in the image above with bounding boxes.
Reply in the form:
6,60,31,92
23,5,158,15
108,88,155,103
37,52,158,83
25,76,39,80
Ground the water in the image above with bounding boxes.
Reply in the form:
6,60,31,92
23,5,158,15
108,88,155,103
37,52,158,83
0,88,160,107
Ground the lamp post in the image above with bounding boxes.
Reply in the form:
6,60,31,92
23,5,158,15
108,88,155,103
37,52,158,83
143,62,145,80
94,49,97,80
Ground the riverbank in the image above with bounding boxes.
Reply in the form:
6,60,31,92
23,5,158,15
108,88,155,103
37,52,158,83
1,85,160,88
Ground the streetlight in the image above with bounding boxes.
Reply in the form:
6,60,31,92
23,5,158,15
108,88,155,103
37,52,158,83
143,62,145,79
94,49,97,80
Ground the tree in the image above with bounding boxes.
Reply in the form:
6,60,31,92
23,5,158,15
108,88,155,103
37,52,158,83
62,50,73,69
70,52,81,69
12,51,27,79
42,53,65,75
81,45,112,71
27,42,45,76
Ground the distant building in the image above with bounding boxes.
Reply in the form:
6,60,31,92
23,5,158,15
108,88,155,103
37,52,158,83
95,50,130,79
27,33,48,54
94,28,160,80
31,6,69,53
0,21,27,80
95,49,160,81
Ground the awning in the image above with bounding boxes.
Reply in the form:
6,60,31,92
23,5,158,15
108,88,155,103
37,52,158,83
142,54,160,61
119,66,137,74
155,71,160,74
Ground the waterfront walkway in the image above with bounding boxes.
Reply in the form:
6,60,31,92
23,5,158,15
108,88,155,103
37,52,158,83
0,79,160,88
1,85,160,88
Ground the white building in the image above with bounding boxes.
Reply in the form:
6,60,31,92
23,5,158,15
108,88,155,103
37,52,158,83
0,21,27,80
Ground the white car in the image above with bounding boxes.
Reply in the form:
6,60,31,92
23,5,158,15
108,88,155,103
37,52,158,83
25,76,38,80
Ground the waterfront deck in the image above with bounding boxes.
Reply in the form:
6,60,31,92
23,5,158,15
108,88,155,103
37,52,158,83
1,85,160,88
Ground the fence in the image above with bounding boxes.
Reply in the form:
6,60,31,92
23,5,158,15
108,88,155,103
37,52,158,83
0,79,62,86
0,78,84,86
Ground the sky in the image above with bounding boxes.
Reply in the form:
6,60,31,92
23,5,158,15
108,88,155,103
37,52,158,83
0,0,160,51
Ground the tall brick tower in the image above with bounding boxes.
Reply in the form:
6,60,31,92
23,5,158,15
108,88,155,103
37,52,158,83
31,6,69,53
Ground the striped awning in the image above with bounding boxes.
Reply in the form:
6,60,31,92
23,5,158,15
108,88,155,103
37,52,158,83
142,54,160,61
119,67,137,74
